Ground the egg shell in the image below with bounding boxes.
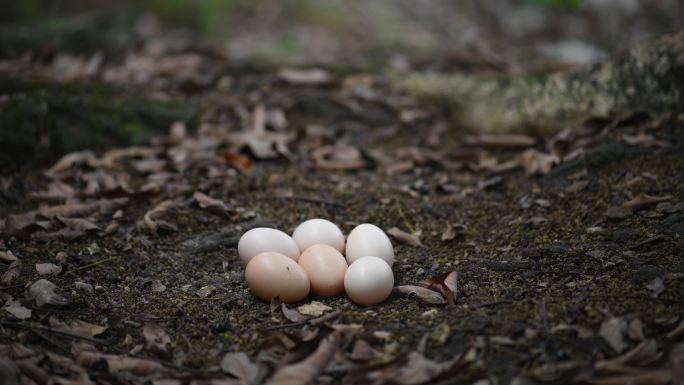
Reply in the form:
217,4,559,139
245,252,310,303
292,219,345,253
344,256,394,305
298,244,348,297
345,223,394,266
238,228,300,265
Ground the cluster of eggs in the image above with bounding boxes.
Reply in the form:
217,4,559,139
237,219,395,305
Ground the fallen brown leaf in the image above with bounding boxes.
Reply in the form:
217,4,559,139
29,181,77,201
142,323,172,354
45,150,96,179
56,216,101,232
265,333,340,385
622,193,672,211
393,285,447,305
2,298,32,320
49,316,108,337
281,303,309,323
143,200,178,233
441,223,466,242
75,345,166,375
595,339,661,374
216,150,254,172
1,260,22,284
35,263,62,276
220,352,261,383
386,227,422,246
312,145,367,170
516,149,558,176
29,279,69,307
193,192,233,218
600,316,628,353
419,271,458,305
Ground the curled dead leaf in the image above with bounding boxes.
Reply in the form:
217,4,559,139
282,303,310,323
419,271,458,305
393,285,447,305
75,345,165,375
386,227,422,246
49,316,108,337
193,192,233,218
312,145,367,170
469,133,536,148
600,316,628,353
143,200,178,234
441,223,466,242
1,260,22,284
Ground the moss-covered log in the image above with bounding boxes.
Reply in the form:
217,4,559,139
0,76,196,172
394,32,684,134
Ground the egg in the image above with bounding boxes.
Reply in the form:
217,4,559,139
343,256,394,305
245,252,310,303
292,218,345,253
298,244,348,297
345,223,395,266
238,228,300,265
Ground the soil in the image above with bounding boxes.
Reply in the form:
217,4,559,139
1,58,683,384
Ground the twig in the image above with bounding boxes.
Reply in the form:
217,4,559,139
67,256,119,275
394,199,415,234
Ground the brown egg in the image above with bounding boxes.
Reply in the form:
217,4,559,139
298,244,348,297
245,252,310,303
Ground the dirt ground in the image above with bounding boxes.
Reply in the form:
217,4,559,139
1,2,684,384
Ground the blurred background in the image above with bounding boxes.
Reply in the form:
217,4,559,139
2,0,683,72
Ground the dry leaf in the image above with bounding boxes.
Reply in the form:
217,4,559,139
196,285,216,298
279,68,334,85
282,303,310,323
1,260,22,284
298,301,333,317
595,339,661,374
49,316,108,337
217,150,254,172
622,193,672,211
393,285,447,305
566,180,589,194
3,298,31,320
470,133,536,148
29,181,77,201
627,319,645,341
369,351,459,385
645,277,665,298
312,145,367,170
45,150,96,178
29,279,69,307
419,271,458,305
227,105,294,159
0,250,18,263
516,149,558,176
35,263,62,276
142,323,172,354
600,316,628,353
193,192,232,218
441,223,466,242
265,333,340,385
75,345,165,375
143,200,178,233
220,352,260,383
347,340,380,361
56,216,101,232
386,227,422,246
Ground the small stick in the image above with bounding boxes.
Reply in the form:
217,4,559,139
67,256,119,275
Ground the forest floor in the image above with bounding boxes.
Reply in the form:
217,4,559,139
1,16,684,385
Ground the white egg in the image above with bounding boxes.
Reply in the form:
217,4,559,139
345,223,394,266
237,228,300,265
344,256,394,305
292,218,345,253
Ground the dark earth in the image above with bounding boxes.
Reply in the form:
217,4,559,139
1,2,683,385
